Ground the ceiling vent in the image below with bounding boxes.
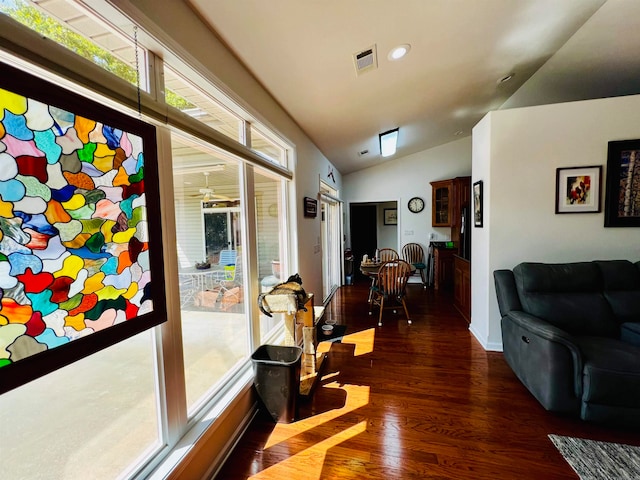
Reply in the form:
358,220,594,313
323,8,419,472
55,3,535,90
353,45,378,76
358,149,369,157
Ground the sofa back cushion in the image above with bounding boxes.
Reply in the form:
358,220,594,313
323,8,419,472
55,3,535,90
596,260,640,324
513,262,618,337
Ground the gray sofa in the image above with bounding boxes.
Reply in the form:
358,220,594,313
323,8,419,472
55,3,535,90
494,260,640,427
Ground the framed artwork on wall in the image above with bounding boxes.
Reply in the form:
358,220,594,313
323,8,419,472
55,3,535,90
555,165,602,214
383,208,397,225
473,180,483,227
604,140,640,227
0,62,167,394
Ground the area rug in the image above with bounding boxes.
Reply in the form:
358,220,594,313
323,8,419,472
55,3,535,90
549,434,640,480
317,324,347,343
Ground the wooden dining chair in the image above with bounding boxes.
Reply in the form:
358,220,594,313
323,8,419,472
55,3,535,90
378,248,399,262
367,249,398,302
402,242,427,288
369,259,412,326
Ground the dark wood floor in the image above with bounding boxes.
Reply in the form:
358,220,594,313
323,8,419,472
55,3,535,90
215,280,639,479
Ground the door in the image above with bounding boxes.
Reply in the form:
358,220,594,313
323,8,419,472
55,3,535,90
203,208,241,261
350,204,377,279
320,185,342,301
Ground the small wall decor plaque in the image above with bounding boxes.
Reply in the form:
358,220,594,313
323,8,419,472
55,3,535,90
303,196,318,217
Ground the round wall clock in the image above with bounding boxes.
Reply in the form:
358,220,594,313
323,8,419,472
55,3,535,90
408,196,425,213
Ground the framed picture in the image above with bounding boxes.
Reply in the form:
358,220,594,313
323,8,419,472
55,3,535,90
473,180,483,227
555,165,602,214
303,196,317,217
383,208,397,225
0,62,167,394
604,140,640,227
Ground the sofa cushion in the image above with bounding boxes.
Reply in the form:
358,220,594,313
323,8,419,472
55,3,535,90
575,336,640,408
621,322,640,347
513,262,618,337
596,260,640,324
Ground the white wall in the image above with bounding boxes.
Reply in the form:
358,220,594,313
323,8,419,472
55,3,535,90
472,94,640,351
344,137,472,253
377,201,398,251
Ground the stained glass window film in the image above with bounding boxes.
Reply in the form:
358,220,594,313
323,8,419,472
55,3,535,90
0,62,166,394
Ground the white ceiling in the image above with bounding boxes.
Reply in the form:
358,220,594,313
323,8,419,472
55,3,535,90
188,0,640,174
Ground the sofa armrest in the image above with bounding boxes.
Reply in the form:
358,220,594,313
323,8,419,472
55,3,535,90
502,310,583,411
621,322,640,347
494,269,522,316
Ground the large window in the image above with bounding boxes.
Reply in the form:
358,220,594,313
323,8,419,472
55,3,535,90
0,330,161,480
171,133,250,413
0,1,296,478
254,168,288,341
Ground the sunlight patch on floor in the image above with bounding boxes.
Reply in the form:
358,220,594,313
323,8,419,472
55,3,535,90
341,327,376,356
250,421,368,480
264,382,370,448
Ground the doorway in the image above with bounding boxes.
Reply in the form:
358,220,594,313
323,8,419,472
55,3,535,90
349,204,377,279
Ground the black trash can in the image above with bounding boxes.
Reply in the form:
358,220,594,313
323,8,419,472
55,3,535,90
251,345,302,423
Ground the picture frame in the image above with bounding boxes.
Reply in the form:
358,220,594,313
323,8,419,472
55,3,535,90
383,208,397,225
604,140,640,227
0,62,167,394
473,180,483,227
303,196,318,217
555,165,602,214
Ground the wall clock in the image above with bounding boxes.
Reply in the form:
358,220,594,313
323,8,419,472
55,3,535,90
408,196,425,213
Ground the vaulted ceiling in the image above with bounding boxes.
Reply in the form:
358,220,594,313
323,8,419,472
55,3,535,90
189,0,640,174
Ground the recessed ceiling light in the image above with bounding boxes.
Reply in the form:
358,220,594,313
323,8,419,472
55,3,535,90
497,73,515,84
388,44,411,61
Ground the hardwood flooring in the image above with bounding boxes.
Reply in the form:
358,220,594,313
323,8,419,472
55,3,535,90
215,280,640,479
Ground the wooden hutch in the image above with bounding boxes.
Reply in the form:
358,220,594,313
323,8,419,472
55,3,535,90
430,176,471,323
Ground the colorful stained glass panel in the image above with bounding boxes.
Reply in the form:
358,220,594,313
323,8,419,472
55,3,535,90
0,62,165,394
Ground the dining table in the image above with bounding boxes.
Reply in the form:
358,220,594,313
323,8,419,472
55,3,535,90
179,265,227,295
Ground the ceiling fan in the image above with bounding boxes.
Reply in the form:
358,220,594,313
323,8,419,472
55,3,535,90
190,172,237,202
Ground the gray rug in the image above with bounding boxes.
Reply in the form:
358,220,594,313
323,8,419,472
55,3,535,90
549,434,640,480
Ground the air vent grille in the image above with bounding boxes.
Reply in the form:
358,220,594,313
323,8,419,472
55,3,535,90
353,45,378,76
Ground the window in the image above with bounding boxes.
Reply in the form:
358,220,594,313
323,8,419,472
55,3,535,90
0,2,296,477
251,125,287,166
0,330,161,480
254,168,288,341
0,0,147,89
164,65,243,141
171,133,250,413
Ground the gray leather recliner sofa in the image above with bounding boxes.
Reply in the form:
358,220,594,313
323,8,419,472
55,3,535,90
494,260,640,427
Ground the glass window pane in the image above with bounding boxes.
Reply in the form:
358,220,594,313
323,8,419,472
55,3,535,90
0,330,160,480
0,0,145,88
164,65,243,141
254,168,287,341
251,126,286,165
171,133,250,413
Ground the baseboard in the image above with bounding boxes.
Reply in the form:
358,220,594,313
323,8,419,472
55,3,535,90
469,324,503,352
205,405,258,480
